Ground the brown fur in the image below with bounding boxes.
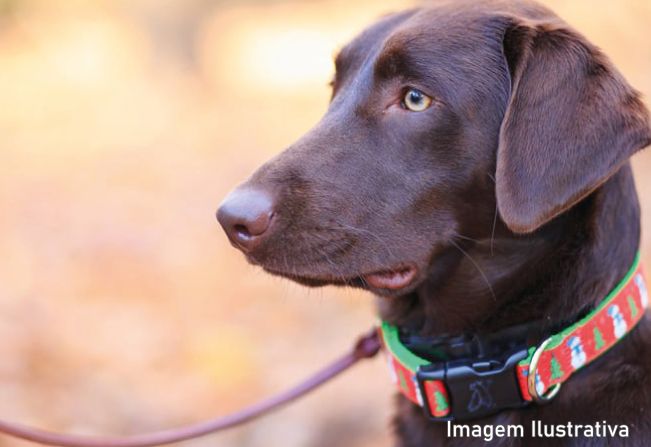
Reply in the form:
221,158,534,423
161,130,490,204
217,0,651,445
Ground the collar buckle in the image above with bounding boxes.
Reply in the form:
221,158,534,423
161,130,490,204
416,348,529,421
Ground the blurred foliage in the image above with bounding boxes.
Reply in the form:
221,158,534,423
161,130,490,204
0,1,649,447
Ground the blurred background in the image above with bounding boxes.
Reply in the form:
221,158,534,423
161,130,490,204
0,0,649,446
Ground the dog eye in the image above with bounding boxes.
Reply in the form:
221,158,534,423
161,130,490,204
402,88,432,112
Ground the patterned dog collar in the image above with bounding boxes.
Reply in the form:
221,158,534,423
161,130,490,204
379,252,648,421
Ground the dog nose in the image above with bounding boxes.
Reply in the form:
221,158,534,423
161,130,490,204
217,188,275,252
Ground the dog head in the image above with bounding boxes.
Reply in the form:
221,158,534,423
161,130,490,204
217,0,650,297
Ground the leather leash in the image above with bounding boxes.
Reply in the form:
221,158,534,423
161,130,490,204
0,329,381,447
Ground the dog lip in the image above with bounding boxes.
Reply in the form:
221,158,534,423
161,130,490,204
259,264,419,291
362,265,418,290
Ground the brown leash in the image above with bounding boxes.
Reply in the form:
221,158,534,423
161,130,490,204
0,329,381,447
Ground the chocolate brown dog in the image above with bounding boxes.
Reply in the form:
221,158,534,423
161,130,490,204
217,0,651,445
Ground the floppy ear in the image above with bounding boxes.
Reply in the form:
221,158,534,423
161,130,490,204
496,19,651,234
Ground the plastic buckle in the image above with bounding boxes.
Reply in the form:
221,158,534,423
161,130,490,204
416,348,529,421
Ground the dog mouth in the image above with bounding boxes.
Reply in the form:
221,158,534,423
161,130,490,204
262,264,419,293
361,266,418,290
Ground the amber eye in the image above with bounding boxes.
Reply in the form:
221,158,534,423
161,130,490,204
403,88,432,112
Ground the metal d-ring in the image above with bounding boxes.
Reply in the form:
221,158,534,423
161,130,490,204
527,336,562,404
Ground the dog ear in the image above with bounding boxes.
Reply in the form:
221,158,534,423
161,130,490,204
495,19,651,234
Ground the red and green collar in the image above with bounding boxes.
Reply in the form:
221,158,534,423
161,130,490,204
379,253,648,421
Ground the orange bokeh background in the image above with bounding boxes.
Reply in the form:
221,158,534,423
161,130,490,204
0,1,650,446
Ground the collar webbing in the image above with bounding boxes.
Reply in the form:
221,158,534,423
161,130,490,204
379,253,648,421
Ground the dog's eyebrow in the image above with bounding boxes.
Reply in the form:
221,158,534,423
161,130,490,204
331,45,358,92
333,46,352,74
374,37,420,81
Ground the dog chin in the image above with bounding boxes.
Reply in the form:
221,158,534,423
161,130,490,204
260,264,422,296
261,267,363,288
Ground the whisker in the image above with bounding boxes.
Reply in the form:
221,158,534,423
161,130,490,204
324,222,395,259
450,238,497,302
487,173,498,256
300,232,352,285
490,206,498,257
455,233,482,244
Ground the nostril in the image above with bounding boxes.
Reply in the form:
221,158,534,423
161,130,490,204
246,211,274,237
234,224,252,240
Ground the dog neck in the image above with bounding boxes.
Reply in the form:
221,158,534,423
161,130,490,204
378,164,641,339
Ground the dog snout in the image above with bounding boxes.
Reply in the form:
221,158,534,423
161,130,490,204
217,188,275,253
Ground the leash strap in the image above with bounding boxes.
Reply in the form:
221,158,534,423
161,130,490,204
0,329,381,447
380,253,648,420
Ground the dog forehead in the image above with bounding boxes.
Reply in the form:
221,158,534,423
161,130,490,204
371,0,559,49
369,9,508,102
335,10,418,69
382,0,556,48
333,0,563,108
336,10,488,89
337,0,555,71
